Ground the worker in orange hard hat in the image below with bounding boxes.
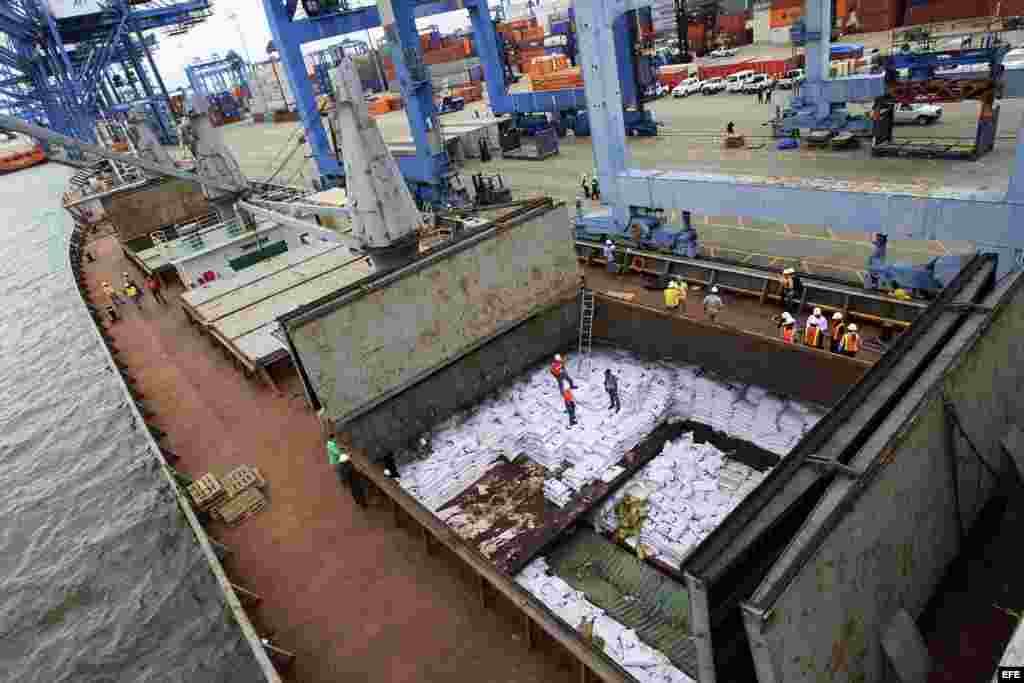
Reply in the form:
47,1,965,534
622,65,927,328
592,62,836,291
839,323,861,358
829,312,847,354
550,354,577,392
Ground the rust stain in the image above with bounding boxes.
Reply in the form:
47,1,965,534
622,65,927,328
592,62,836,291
828,615,865,677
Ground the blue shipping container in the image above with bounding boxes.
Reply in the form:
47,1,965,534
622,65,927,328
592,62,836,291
551,20,571,35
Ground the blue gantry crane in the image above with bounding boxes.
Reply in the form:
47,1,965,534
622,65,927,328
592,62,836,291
0,0,213,147
261,0,662,203
573,0,1024,281
186,52,251,123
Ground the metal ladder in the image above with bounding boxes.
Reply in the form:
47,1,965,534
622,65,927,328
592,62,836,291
577,288,595,373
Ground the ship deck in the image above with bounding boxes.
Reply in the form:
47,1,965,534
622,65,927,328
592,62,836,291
80,229,888,682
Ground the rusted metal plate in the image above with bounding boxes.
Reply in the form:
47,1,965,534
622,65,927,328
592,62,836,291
439,422,689,576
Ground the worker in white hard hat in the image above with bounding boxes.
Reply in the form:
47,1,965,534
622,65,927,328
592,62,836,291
839,323,861,358
805,307,828,349
780,267,803,313
603,239,618,275
664,280,680,310
779,311,797,343
550,353,577,392
829,312,847,354
703,285,724,324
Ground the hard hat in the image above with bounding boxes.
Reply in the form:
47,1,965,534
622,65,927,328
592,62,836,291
782,312,794,323
605,240,613,246
832,312,843,320
783,268,795,275
711,286,719,293
123,272,129,277
419,437,427,447
813,307,822,316
848,324,858,332
555,354,562,362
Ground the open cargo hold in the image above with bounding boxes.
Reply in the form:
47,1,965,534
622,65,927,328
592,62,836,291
680,255,1024,683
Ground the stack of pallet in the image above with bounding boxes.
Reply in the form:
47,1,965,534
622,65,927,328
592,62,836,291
186,465,270,527
214,465,269,527
186,473,228,514
530,66,583,92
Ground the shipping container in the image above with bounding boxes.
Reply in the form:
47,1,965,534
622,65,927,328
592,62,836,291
769,5,802,27
905,0,991,25
719,13,747,33
857,9,897,33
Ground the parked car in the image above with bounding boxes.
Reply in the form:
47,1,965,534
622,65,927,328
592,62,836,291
894,102,943,125
700,77,725,94
709,47,738,58
741,73,775,93
777,68,805,89
672,77,701,97
725,70,755,93
1004,48,1024,69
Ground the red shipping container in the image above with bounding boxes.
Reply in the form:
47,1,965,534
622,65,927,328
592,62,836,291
770,0,801,9
997,0,1024,14
719,13,747,33
857,9,897,33
906,0,989,25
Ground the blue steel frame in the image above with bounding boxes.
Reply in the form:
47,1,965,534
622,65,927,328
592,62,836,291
576,0,1024,277
0,0,209,144
260,0,646,199
186,55,250,101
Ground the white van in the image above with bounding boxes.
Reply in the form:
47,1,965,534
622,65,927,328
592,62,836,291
725,70,755,93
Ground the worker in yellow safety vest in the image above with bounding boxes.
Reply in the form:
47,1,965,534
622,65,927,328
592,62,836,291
839,324,861,358
664,281,680,310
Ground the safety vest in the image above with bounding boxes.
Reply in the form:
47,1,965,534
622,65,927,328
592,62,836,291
804,325,820,347
664,286,680,308
781,323,795,343
551,360,563,378
563,388,574,403
841,332,861,353
831,321,846,340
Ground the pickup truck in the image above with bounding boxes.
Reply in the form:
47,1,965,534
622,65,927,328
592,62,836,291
672,77,701,97
777,68,805,89
894,102,942,125
700,78,725,95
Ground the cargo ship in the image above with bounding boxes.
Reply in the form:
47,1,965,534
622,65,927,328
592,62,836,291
0,130,46,173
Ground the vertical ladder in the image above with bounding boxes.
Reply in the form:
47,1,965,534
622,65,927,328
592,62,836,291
577,288,595,374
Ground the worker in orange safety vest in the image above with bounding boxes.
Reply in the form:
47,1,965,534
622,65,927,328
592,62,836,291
829,312,846,354
550,354,577,391
839,324,861,358
563,387,578,426
804,307,828,349
779,312,796,343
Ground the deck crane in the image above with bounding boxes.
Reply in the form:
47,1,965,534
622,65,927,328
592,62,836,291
573,0,1024,289
0,58,425,272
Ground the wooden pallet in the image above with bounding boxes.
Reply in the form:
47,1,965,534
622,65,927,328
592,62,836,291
187,473,227,512
215,488,268,527
221,465,266,500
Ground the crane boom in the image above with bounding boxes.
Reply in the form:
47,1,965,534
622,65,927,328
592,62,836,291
0,114,245,195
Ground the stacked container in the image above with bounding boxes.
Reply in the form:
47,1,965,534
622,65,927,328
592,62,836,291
856,0,902,33
905,0,990,25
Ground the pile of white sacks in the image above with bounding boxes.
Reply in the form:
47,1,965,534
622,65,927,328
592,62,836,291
591,433,766,569
517,558,695,683
396,348,824,513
